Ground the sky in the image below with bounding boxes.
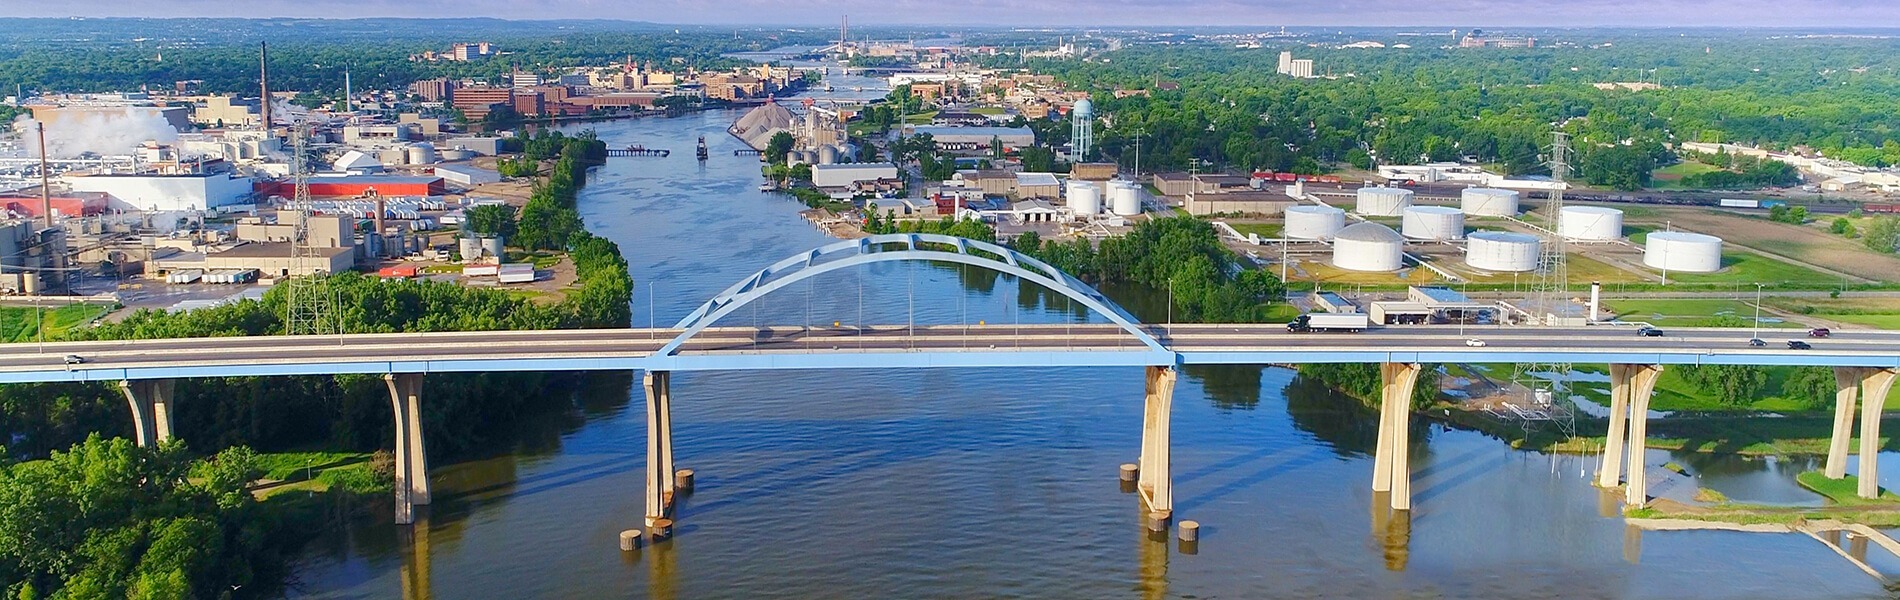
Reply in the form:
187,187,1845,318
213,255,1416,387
11,0,1900,27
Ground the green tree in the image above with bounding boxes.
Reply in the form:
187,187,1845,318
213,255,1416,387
1677,364,1769,406
764,131,796,165
1831,217,1855,236
1782,366,1838,410
1863,216,1900,253
463,204,518,240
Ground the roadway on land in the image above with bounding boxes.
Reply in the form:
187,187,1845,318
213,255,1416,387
3,324,1898,379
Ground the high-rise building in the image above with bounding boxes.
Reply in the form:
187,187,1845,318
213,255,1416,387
511,71,541,89
1277,51,1293,75
408,78,455,102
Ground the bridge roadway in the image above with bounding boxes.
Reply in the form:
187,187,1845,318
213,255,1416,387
5,324,1899,383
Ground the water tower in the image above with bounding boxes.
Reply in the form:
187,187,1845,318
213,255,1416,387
1071,98,1094,161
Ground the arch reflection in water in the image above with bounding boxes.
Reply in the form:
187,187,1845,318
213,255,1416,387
1369,491,1411,572
1138,522,1169,600
400,511,432,600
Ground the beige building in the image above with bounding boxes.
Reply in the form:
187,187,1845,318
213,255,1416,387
1185,191,1294,216
952,170,1018,196
1152,172,1197,196
192,96,261,128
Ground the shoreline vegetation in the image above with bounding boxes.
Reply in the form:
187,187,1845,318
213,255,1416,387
0,132,632,598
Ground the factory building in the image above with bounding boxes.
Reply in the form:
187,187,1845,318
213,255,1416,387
434,164,503,187
256,175,445,198
191,96,262,128
812,164,901,189
1015,172,1061,199
904,126,1036,151
1184,190,1293,216
65,172,256,212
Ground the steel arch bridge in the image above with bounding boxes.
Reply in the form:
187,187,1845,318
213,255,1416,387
655,233,1163,356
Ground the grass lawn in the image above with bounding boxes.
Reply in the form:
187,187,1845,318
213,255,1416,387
1824,314,1900,329
1601,298,1789,327
1261,303,1304,322
1226,222,1284,239
1626,224,1657,244
250,451,372,481
1764,296,1900,330
970,106,1006,115
1657,252,1842,286
1566,253,1650,283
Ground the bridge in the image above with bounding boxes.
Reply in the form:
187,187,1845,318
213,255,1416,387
19,234,1900,541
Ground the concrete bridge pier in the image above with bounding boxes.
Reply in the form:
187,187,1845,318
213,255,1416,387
1370,363,1421,511
1826,367,1865,479
645,371,678,530
117,379,176,447
1137,366,1178,518
1594,364,1661,507
385,373,431,525
1854,369,1898,499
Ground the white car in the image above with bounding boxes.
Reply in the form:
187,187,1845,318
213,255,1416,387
1465,339,1487,347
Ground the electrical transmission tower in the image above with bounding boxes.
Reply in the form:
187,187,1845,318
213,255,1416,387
284,122,336,336
1510,131,1577,442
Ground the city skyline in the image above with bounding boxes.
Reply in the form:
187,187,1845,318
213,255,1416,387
9,0,1900,28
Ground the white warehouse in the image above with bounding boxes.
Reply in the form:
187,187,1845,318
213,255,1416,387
65,172,255,212
812,164,900,189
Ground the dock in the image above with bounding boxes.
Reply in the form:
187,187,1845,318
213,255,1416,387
607,145,670,157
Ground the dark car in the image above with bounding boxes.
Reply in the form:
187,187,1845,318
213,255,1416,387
1637,327,1665,337
62,354,85,365
1809,328,1832,338
1788,340,1813,350
1748,338,1766,347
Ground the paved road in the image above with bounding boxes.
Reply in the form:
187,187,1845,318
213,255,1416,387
5,323,1897,379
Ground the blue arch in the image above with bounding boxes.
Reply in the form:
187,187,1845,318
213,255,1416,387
657,233,1163,356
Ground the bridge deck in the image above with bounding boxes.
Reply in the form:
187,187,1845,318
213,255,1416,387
2,324,1896,383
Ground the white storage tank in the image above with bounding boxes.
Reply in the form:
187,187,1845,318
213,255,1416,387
458,237,482,261
439,148,476,162
1401,205,1466,240
1644,231,1723,273
407,143,438,165
1460,188,1520,217
1066,180,1102,216
1560,206,1624,240
1333,222,1405,272
1284,204,1346,240
1465,231,1541,272
818,145,840,165
480,236,505,259
1110,181,1141,215
1355,186,1414,216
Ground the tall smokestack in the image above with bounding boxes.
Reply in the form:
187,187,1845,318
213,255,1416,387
36,122,50,230
260,41,271,130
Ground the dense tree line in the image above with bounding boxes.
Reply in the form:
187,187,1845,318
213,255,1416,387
0,437,280,599
515,130,605,251
1676,150,1801,189
1294,364,1442,411
1002,36,1900,189
1012,217,1286,322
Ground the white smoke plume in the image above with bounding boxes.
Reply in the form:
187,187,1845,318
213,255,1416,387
11,111,182,159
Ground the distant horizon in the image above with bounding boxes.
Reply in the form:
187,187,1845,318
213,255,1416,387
8,1,1900,29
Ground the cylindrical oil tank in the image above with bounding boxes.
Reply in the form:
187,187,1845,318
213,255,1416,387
458,237,482,260
1284,204,1346,240
480,236,505,259
818,145,840,165
1560,206,1624,240
1465,231,1541,272
1355,186,1414,216
1644,231,1723,273
1460,187,1520,216
1332,222,1405,272
1067,180,1101,216
22,272,39,294
407,143,438,165
1110,181,1141,215
439,148,475,162
1401,205,1465,240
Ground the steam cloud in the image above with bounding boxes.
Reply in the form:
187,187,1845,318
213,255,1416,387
12,111,182,159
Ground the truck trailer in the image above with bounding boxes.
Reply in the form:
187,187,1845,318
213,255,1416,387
1287,313,1370,333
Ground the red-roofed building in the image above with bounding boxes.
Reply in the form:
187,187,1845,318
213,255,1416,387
256,175,445,198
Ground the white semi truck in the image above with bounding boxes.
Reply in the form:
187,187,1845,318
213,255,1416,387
1286,313,1370,333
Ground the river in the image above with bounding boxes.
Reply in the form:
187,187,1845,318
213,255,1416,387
285,108,1900,598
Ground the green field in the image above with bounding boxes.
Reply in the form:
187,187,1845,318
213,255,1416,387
1657,252,1843,286
1820,314,1900,329
1600,298,1793,327
1225,222,1284,239
0,303,114,343
1649,161,1724,189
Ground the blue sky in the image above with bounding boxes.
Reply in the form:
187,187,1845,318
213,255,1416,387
12,0,1900,27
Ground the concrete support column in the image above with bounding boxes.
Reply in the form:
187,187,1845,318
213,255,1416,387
1597,364,1634,488
117,379,176,447
645,371,677,528
1372,363,1421,511
1828,367,1867,479
1137,366,1178,516
1857,369,1898,499
385,373,430,525
1621,365,1663,508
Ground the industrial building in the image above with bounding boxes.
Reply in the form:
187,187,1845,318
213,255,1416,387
256,175,445,198
434,164,502,187
951,170,1018,196
1015,172,1060,199
812,164,900,189
905,126,1036,152
1151,172,1196,196
65,172,256,212
1185,190,1292,216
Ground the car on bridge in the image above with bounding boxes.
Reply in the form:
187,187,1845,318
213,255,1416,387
1809,328,1832,338
1637,327,1666,337
1788,340,1813,350
62,354,85,365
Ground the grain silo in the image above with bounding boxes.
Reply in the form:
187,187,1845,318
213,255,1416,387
1644,231,1723,273
1355,186,1414,216
1333,222,1405,272
818,145,840,165
1559,206,1624,240
1284,205,1346,240
406,142,438,165
1460,188,1520,216
1401,205,1466,240
1066,180,1101,216
1465,231,1541,272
